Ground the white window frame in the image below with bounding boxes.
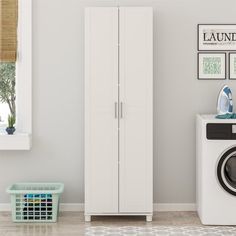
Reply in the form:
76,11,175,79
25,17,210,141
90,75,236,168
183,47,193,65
0,0,32,150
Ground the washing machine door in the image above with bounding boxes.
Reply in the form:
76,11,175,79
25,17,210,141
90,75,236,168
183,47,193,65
217,146,236,196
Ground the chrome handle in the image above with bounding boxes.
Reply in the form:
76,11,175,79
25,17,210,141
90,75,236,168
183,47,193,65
120,102,123,118
115,102,118,118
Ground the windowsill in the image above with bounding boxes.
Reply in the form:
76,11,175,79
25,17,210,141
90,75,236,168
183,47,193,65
0,133,31,150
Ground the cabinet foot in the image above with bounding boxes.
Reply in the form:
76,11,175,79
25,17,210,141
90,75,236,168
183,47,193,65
85,215,91,222
146,215,152,222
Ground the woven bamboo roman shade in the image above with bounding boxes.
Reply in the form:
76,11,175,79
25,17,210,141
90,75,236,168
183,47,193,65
0,0,18,62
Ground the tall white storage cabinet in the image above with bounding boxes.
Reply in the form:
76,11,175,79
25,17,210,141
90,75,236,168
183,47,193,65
85,7,153,222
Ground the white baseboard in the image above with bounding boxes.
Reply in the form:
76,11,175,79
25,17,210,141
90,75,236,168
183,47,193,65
0,203,196,212
0,204,11,212
60,203,84,212
154,203,196,212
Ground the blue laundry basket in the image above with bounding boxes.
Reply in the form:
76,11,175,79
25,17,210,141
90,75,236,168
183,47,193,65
7,183,64,223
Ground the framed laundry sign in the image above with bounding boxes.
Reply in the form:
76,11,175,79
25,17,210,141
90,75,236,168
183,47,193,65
198,52,226,80
198,24,236,51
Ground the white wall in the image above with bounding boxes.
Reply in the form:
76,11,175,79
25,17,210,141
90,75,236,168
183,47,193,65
0,0,236,205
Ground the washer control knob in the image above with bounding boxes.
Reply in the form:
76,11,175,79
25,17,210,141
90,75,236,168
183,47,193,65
232,125,236,133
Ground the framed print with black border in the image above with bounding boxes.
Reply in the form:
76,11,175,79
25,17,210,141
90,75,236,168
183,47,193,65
198,52,226,80
198,24,236,51
229,53,236,79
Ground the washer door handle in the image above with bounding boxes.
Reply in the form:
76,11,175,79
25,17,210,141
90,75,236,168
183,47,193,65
120,102,123,119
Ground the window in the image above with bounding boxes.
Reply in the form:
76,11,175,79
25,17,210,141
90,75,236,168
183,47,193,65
0,63,16,131
0,0,32,150
0,0,17,132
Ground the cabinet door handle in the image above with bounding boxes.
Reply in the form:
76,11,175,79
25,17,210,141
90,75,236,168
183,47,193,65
115,102,118,119
120,102,123,119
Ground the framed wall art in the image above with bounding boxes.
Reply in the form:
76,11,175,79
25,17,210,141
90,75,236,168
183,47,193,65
198,24,236,51
229,53,236,79
198,52,226,80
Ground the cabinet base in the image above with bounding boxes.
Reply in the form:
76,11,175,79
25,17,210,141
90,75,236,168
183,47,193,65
146,215,152,222
84,214,152,222
85,215,92,222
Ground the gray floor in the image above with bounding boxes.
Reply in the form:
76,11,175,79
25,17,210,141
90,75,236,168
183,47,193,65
1,212,236,236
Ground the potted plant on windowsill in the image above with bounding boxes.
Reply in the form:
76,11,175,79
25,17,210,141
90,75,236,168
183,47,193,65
6,115,15,135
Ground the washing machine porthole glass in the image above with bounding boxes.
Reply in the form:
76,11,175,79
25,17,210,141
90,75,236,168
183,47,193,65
217,147,236,196
224,155,236,188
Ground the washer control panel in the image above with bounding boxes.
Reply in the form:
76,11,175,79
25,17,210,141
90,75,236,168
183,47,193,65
207,123,236,140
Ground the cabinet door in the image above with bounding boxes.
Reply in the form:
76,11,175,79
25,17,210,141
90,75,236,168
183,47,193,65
85,7,119,213
119,7,153,213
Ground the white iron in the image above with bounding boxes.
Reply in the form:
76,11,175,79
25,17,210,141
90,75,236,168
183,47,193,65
217,85,233,115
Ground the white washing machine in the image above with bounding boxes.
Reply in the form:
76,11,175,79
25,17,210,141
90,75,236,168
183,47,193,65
197,114,236,225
